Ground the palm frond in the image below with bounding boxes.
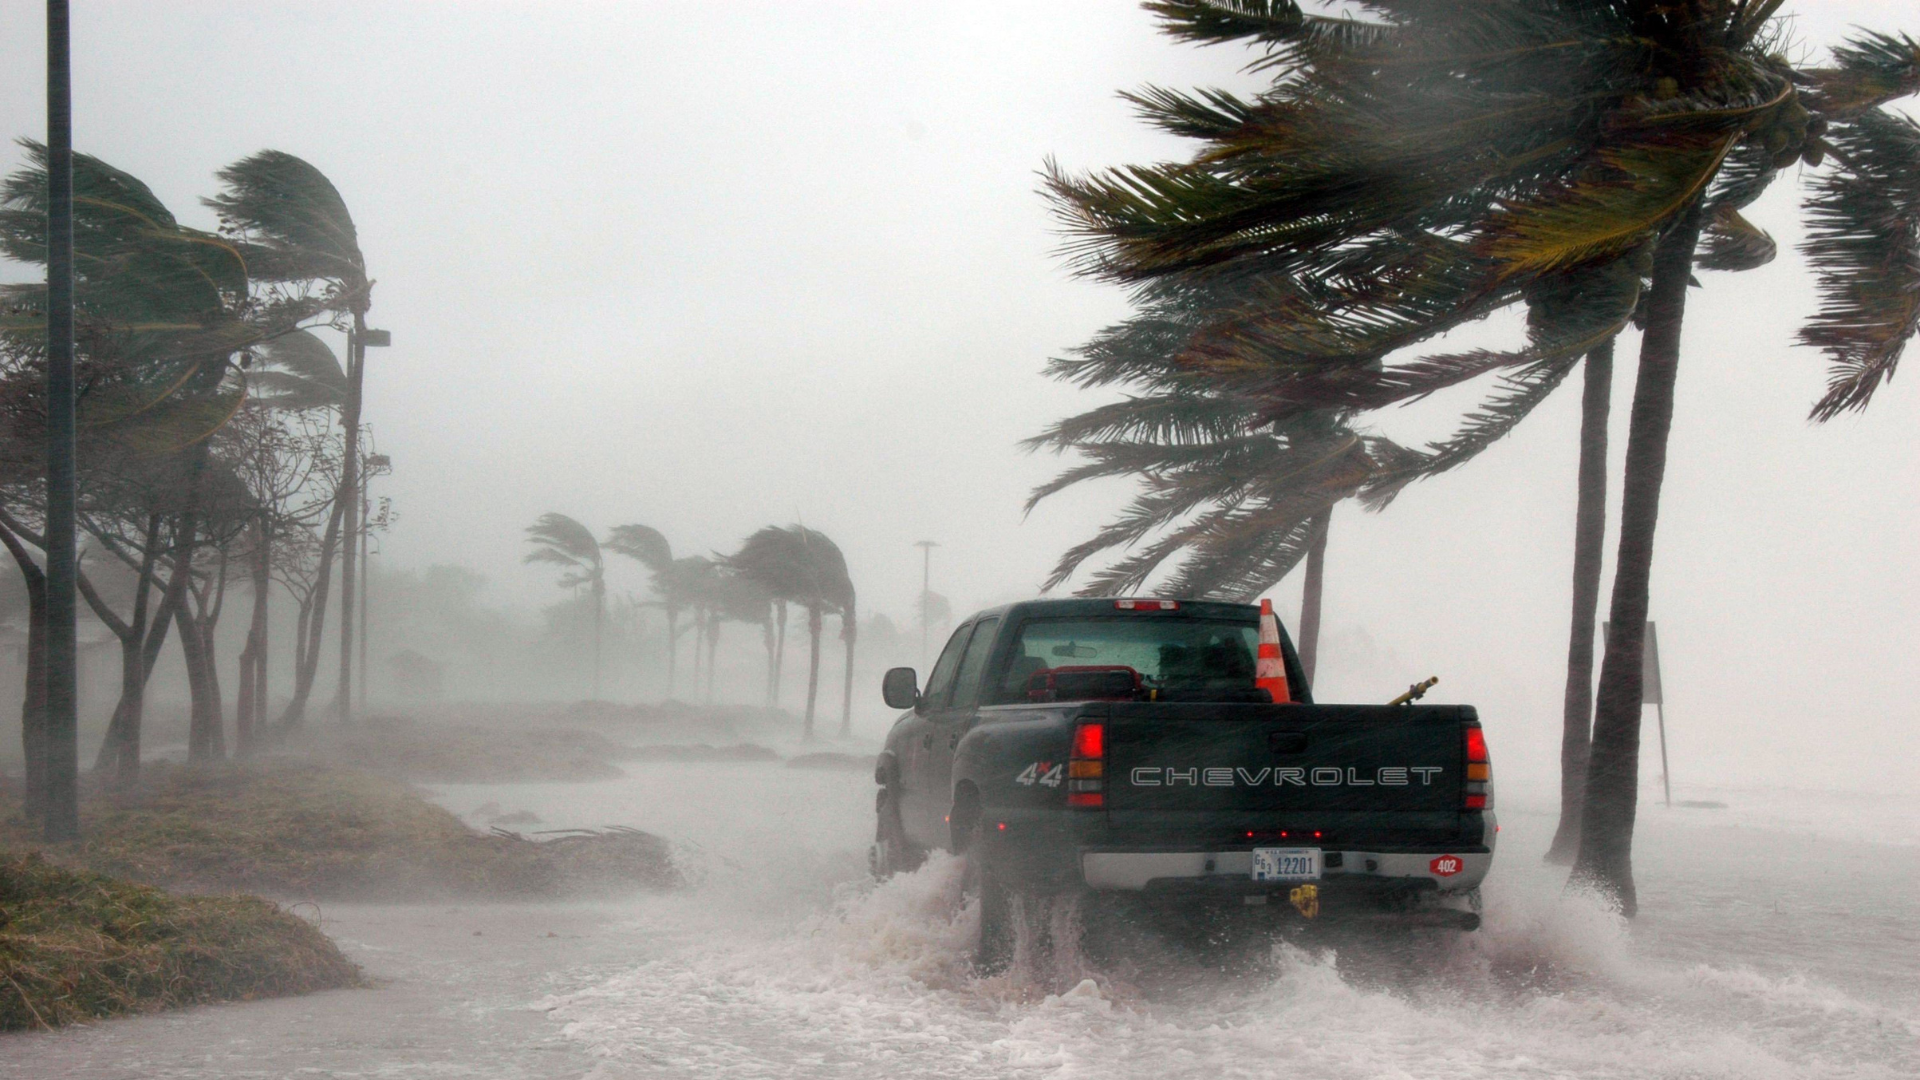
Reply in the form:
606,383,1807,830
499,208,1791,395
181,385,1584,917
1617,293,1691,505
604,523,674,573
524,512,601,569
1798,108,1920,419
1805,30,1920,117
1481,131,1738,277
1695,203,1776,271
247,329,345,410
203,150,366,296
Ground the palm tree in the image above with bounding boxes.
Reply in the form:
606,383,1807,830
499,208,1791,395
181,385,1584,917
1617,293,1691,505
524,513,605,699
728,525,855,740
1046,3,1920,910
1027,275,1421,671
604,523,682,696
695,566,775,704
205,150,371,724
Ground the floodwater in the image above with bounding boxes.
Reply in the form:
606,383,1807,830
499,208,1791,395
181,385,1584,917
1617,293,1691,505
5,759,1916,1080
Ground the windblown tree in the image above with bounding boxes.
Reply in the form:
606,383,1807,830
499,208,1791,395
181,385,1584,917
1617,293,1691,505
205,150,372,724
690,565,775,705
229,337,344,752
524,513,607,699
0,143,262,815
604,523,703,699
1027,275,1422,678
1046,1,1920,911
728,525,856,740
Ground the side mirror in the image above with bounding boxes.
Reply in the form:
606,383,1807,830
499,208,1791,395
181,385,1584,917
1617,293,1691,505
882,667,920,710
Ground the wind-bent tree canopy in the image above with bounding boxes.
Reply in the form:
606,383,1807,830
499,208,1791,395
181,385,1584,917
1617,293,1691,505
604,522,686,696
206,149,372,724
0,144,266,820
728,525,855,740
1046,1,1920,911
524,513,606,699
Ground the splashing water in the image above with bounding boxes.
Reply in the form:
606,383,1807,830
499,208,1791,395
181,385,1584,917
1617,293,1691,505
423,763,1920,1080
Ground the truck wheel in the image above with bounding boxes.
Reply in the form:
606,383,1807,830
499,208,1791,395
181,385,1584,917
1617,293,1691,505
869,785,925,880
961,816,1014,974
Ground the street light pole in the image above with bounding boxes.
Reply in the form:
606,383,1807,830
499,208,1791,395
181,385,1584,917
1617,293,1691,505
913,540,938,666
41,0,80,842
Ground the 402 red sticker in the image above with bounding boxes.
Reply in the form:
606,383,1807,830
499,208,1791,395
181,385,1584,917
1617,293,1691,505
1429,855,1464,877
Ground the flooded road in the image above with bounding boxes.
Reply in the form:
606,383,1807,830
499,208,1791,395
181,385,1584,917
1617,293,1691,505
6,759,1916,1079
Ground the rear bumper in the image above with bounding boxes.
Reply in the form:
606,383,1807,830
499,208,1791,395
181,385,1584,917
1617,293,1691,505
1081,846,1491,894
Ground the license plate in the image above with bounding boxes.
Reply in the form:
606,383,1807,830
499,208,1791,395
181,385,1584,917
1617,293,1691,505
1251,847,1322,882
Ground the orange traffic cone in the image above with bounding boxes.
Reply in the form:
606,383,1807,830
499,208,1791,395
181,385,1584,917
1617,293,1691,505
1256,598,1292,704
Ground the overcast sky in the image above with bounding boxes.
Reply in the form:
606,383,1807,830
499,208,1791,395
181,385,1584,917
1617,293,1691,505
0,2,1914,793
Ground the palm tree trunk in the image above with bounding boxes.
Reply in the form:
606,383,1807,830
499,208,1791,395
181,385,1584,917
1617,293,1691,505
803,605,822,741
1573,208,1706,916
690,607,705,697
665,606,678,699
704,616,720,704
762,613,776,706
1546,340,1615,865
772,600,788,707
591,581,604,700
1297,508,1331,684
838,608,856,739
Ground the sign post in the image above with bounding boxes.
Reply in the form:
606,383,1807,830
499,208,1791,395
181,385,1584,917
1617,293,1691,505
1603,620,1669,807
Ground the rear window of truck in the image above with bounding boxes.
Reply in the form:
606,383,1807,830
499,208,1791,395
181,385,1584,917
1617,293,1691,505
993,617,1260,703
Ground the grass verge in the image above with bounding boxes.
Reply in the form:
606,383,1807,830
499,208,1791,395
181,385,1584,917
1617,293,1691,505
0,761,678,900
0,852,361,1032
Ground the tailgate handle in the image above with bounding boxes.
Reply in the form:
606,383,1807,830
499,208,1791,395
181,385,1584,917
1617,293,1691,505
1267,731,1308,754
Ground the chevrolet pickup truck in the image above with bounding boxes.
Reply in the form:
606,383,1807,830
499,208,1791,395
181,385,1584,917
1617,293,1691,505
871,598,1493,969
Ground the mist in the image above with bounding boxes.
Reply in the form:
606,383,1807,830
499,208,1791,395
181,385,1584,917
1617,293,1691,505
0,2,1915,1077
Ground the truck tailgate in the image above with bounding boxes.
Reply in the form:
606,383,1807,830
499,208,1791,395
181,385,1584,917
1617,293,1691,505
1102,702,1471,841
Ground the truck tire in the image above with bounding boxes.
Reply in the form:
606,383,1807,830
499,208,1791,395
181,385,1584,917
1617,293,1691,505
961,816,1014,974
869,785,925,880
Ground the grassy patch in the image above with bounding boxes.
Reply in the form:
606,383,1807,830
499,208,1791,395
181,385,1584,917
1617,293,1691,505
0,762,677,900
0,852,361,1032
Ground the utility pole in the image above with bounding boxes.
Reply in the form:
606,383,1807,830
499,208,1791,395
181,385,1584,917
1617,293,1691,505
41,0,80,842
913,540,938,666
335,326,388,724
335,321,364,723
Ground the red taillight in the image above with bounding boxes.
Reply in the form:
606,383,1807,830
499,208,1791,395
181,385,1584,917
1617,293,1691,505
1114,599,1179,611
1068,722,1105,808
1072,722,1105,760
1463,724,1492,811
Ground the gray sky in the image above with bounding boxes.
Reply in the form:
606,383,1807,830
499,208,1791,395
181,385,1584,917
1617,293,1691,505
1,2,1915,792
